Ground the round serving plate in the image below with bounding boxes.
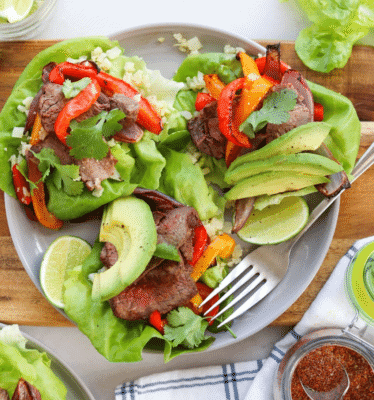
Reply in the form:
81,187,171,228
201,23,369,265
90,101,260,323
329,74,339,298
0,323,96,399
4,23,340,353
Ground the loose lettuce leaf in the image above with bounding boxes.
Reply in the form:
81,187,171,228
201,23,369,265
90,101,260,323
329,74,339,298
0,325,67,399
289,0,374,72
63,241,215,363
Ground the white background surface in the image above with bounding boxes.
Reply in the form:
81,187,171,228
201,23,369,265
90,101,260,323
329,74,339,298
6,0,352,399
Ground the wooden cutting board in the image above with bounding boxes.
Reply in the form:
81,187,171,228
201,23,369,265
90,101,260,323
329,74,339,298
0,41,374,327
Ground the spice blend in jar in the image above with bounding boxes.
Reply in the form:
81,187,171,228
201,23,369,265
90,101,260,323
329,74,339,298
291,344,374,400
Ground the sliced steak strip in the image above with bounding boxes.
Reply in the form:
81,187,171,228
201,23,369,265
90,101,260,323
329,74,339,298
156,206,200,262
0,389,9,400
133,188,184,212
42,61,57,84
30,132,74,165
11,378,41,400
38,83,67,135
265,82,311,141
187,101,227,159
109,259,197,320
76,151,118,191
74,92,111,122
24,87,43,134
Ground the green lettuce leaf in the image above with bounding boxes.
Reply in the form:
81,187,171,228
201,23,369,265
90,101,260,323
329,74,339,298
289,0,374,72
0,325,67,399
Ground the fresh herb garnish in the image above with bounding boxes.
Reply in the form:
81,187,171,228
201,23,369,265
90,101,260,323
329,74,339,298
33,148,84,196
239,88,298,138
163,307,210,349
67,109,125,160
62,77,91,99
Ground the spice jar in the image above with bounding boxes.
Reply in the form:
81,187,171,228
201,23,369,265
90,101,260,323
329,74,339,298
274,242,374,400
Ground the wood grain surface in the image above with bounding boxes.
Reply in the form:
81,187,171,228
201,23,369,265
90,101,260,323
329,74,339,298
0,40,373,327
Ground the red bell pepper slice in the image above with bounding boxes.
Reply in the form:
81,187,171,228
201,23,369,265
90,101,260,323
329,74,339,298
12,164,31,205
190,225,209,266
55,79,101,145
96,72,163,134
217,78,252,148
49,62,99,85
255,57,290,76
195,92,215,111
149,310,167,334
196,282,219,325
314,102,324,121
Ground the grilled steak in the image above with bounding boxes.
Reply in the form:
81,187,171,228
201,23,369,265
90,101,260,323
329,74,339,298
109,259,197,320
0,389,9,400
76,151,118,191
30,132,74,165
157,206,200,262
11,379,41,400
187,101,227,159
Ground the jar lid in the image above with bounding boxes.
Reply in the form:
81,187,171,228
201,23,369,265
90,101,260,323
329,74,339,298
345,242,374,324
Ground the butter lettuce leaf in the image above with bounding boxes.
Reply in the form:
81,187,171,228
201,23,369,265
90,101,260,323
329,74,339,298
288,0,374,72
0,325,67,399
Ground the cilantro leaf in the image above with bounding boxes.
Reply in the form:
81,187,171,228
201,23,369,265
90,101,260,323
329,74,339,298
163,307,209,349
239,88,298,138
67,109,125,160
62,78,91,99
33,148,84,196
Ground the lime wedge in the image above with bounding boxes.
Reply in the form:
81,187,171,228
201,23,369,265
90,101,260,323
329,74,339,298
236,196,309,245
40,236,92,309
0,0,34,23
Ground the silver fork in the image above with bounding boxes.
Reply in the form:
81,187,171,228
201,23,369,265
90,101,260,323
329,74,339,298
201,139,374,328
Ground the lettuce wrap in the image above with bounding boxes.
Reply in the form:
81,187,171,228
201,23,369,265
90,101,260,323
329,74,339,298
0,37,221,222
0,325,67,399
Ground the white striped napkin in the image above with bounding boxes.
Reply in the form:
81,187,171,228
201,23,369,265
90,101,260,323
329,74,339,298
116,236,374,400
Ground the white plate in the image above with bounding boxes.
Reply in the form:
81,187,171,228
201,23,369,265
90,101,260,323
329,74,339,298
4,23,340,353
0,323,95,399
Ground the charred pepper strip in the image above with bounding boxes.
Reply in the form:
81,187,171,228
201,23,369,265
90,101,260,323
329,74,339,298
49,61,99,85
255,56,290,76
225,140,243,167
195,92,215,111
190,225,209,266
96,71,163,134
149,310,166,334
314,102,324,121
55,79,101,145
27,157,63,230
203,74,226,99
217,78,252,148
12,164,31,205
192,282,219,325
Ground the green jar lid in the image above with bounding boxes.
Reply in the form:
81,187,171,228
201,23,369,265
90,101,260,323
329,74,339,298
346,242,374,324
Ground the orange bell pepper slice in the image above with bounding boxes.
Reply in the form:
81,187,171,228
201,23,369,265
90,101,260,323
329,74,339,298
203,74,226,99
234,76,274,126
225,141,243,167
191,233,236,282
30,114,43,146
238,52,260,76
27,158,63,230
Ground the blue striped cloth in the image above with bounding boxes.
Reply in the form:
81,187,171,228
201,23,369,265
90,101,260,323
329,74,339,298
116,237,374,400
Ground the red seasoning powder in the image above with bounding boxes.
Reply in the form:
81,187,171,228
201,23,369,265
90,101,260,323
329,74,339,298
291,344,374,400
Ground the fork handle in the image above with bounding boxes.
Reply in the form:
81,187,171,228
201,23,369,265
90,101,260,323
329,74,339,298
288,136,374,250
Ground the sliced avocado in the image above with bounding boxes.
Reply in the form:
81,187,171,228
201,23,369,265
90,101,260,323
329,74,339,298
92,196,157,302
225,171,329,200
225,153,343,185
228,122,332,171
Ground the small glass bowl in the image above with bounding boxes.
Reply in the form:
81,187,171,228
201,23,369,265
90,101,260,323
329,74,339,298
0,0,58,41
273,328,374,400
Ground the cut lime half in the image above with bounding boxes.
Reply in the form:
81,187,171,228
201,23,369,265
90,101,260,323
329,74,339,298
0,0,34,23
236,196,309,245
40,236,92,309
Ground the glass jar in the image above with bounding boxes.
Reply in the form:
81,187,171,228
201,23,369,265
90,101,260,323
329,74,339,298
0,0,58,41
274,242,374,399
